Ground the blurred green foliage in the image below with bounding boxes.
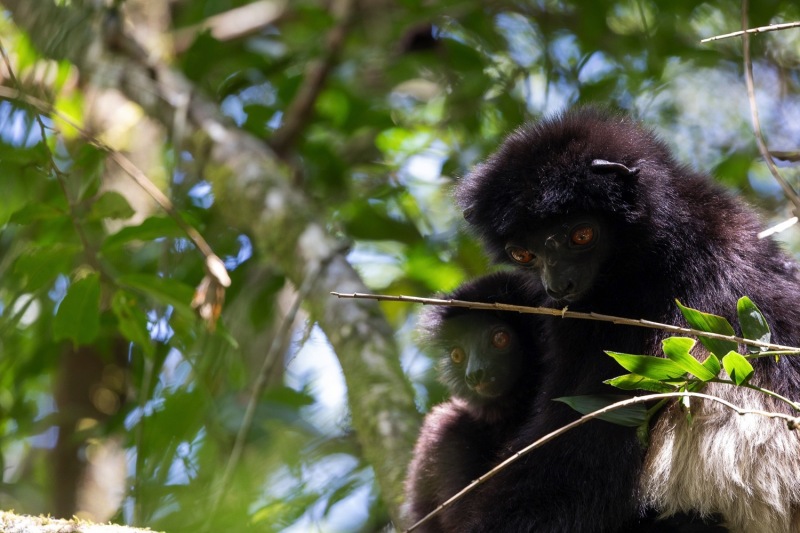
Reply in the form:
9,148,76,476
0,0,799,531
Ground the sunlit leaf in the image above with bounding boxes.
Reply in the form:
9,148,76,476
722,351,754,386
375,127,434,156
554,395,647,427
662,337,716,381
606,351,686,380
252,496,319,528
676,300,737,357
406,246,466,292
53,91,85,140
702,353,722,377
605,374,679,393
737,296,771,353
53,273,101,344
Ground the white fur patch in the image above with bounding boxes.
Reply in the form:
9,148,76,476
641,382,800,533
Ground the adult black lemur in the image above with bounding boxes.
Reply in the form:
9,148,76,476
403,269,725,532
454,107,800,533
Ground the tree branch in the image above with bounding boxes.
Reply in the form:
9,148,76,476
740,1,800,216
701,21,800,43
332,292,800,353
269,0,356,157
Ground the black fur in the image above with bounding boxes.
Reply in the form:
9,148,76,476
452,107,800,532
403,271,547,532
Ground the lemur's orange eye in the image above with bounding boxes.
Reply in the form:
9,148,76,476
507,246,535,264
450,347,465,364
570,225,594,246
492,330,510,349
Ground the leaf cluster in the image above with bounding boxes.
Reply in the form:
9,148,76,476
561,297,790,432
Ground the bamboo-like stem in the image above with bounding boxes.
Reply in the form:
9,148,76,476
331,292,800,352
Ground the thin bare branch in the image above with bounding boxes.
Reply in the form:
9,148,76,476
701,21,800,43
771,150,800,162
758,216,799,239
269,0,356,156
404,391,800,532
331,292,800,353
740,3,800,215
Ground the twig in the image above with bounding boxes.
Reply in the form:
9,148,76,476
331,292,800,352
740,3,800,216
701,21,800,43
404,391,800,532
758,216,798,239
269,0,355,156
770,151,800,162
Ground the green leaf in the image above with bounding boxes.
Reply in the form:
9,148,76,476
89,191,136,221
676,300,738,357
662,337,717,381
554,395,647,427
406,246,466,292
606,351,686,380
117,274,196,318
702,353,722,377
14,244,80,291
722,351,754,386
316,88,350,128
605,374,679,393
102,216,184,251
0,167,30,227
686,380,707,392
111,290,154,357
340,200,422,244
737,296,771,353
262,386,316,409
53,274,101,344
9,204,67,225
